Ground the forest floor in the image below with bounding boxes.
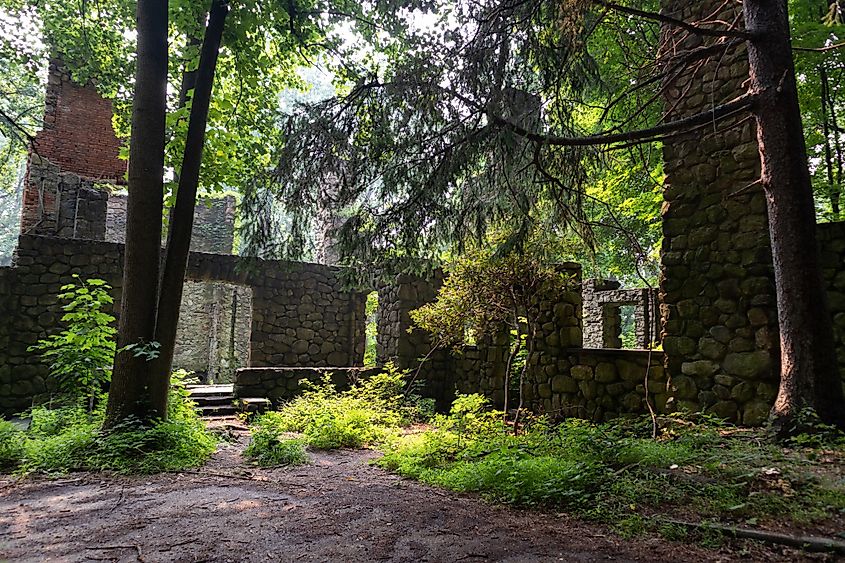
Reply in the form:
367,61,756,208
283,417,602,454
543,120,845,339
0,417,838,563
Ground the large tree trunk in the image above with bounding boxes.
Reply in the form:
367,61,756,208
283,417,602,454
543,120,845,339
150,0,229,388
104,0,169,428
743,0,845,432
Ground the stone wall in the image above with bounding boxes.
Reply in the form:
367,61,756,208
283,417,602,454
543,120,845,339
376,272,453,408
104,194,127,244
818,221,845,383
190,197,236,254
453,332,511,409
21,156,110,238
234,367,381,405
583,279,659,349
373,264,670,421
0,267,15,403
0,234,367,415
659,0,779,425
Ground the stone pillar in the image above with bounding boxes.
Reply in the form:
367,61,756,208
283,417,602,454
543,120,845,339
660,0,778,425
376,272,453,407
523,263,583,413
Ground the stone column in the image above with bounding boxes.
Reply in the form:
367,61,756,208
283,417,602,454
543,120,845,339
660,0,778,424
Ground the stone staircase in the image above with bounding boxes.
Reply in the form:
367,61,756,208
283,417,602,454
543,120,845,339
187,384,271,417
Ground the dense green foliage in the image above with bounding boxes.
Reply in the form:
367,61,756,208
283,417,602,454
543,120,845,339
243,365,434,457
378,395,845,534
412,250,573,351
0,374,216,475
28,277,116,409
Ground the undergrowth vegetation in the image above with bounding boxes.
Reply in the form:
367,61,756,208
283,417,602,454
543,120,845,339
0,278,218,475
0,374,216,475
376,394,845,537
243,364,434,465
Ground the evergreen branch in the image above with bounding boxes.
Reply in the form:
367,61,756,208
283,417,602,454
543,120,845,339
491,93,757,147
589,0,754,40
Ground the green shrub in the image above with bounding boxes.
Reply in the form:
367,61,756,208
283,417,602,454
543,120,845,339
243,423,307,466
27,276,116,410
244,364,430,456
377,401,845,534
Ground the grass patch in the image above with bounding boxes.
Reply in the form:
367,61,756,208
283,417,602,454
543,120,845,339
1,377,217,475
377,395,845,536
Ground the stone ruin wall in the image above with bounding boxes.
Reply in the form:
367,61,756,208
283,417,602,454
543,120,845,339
103,194,236,255
659,0,780,425
582,279,659,349
376,273,454,409
15,59,242,385
0,235,367,416
173,280,252,384
23,154,236,255
818,221,845,378
374,265,667,421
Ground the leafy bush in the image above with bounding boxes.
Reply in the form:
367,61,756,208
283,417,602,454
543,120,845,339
3,374,217,475
244,364,431,456
243,420,307,466
27,276,116,409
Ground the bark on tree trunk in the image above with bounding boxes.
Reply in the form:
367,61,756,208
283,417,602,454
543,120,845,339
104,0,168,428
150,0,229,388
743,0,845,432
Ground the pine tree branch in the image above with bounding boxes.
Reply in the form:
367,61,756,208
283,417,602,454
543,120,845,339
589,0,754,40
491,93,757,147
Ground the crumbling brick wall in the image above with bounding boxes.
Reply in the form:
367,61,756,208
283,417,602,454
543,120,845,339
32,59,126,181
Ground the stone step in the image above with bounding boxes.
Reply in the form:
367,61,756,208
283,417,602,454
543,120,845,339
200,404,238,417
187,384,237,417
191,395,235,406
187,384,234,397
237,397,272,414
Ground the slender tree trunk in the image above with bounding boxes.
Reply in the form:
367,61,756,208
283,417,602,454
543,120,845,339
502,325,521,420
743,0,845,432
104,0,168,428
150,0,229,389
821,67,840,218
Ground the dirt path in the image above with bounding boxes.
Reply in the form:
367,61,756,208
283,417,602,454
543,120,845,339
0,419,827,562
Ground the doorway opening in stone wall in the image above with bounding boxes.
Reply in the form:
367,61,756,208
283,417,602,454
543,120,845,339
364,290,378,366
173,280,253,384
619,305,637,349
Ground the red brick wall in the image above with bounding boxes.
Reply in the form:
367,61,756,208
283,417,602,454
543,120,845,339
32,59,126,181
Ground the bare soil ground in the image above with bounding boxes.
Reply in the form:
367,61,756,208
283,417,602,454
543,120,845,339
0,418,836,562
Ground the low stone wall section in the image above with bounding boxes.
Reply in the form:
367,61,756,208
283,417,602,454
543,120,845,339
234,367,382,404
0,234,367,415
